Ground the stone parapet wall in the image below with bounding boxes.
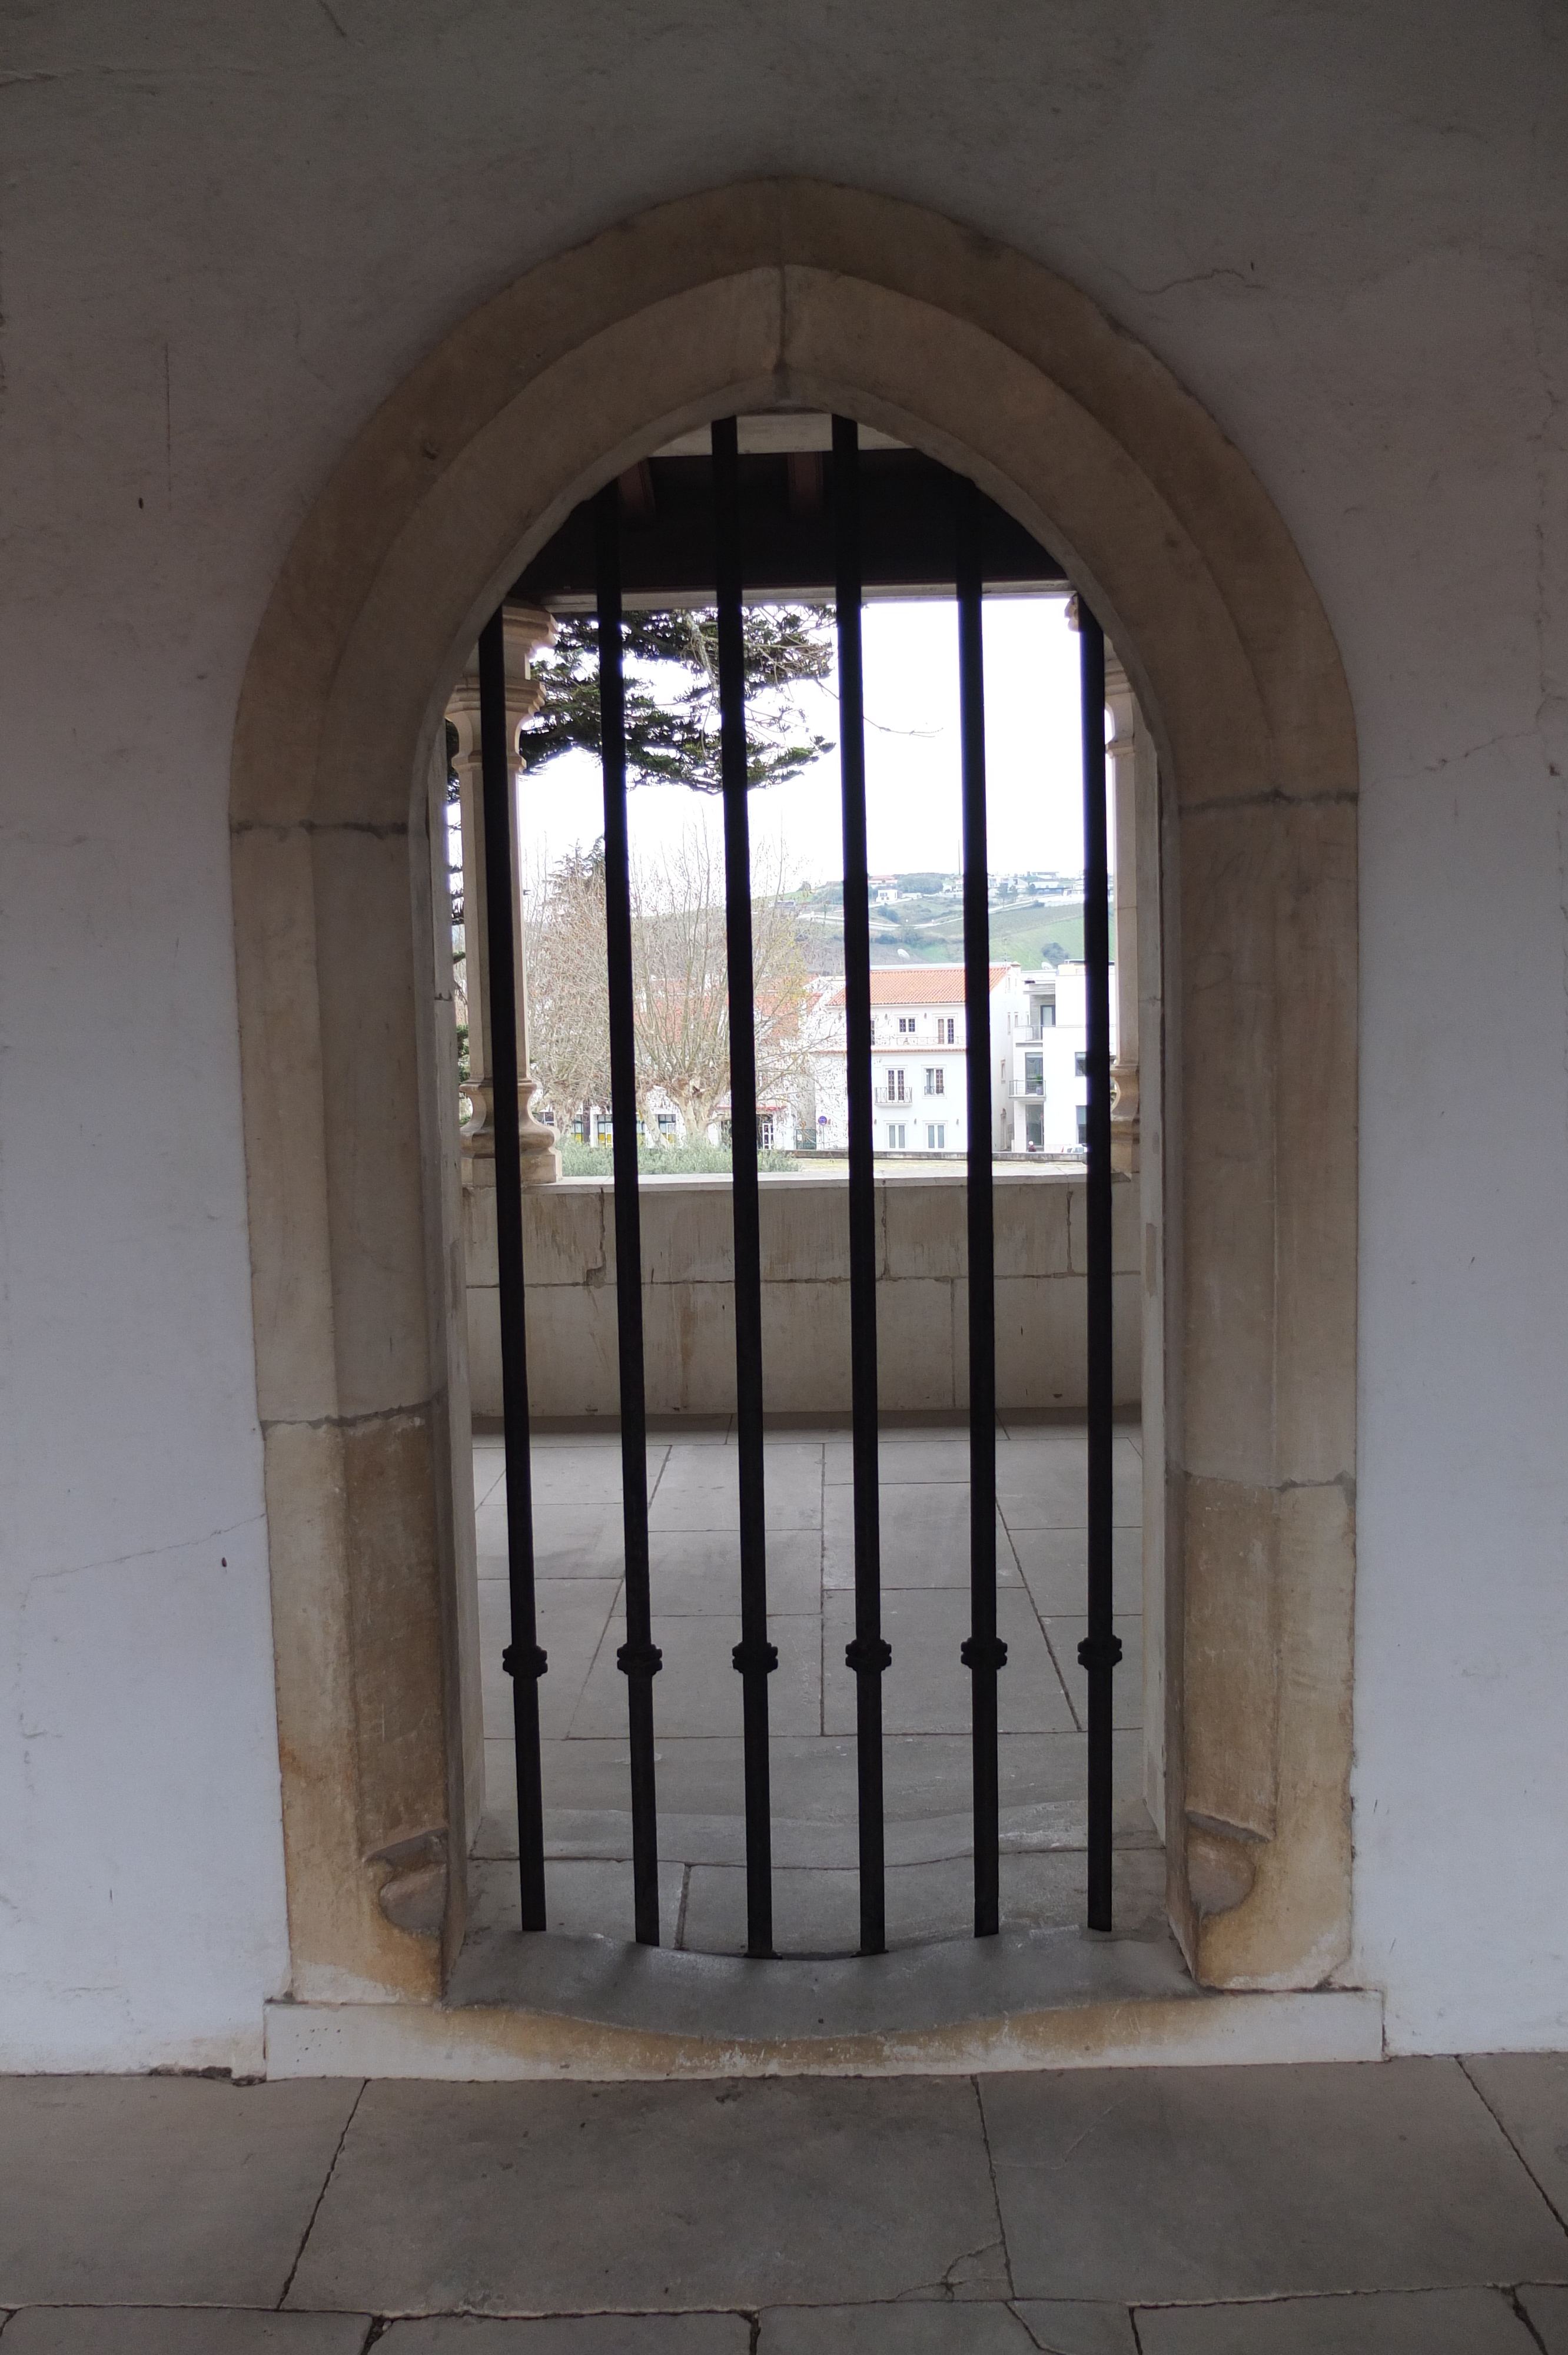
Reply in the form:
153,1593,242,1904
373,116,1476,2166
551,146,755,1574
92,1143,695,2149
464,1170,1141,1421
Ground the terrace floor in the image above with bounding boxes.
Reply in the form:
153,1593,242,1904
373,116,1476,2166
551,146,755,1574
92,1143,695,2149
470,1417,1155,1955
5,2055,1568,2350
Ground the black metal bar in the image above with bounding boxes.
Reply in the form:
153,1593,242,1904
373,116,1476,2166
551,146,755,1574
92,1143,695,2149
479,608,549,1932
832,416,891,1958
713,416,776,1960
1077,603,1121,1933
595,487,663,1948
956,478,1004,1939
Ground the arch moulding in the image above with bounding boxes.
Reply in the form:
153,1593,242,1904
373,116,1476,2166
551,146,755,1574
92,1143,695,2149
231,178,1357,2014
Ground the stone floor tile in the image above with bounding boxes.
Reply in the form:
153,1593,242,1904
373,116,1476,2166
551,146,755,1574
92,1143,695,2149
501,1729,1120,1836
679,1843,1166,1956
982,2059,1568,2304
1006,1527,1142,1617
823,1436,982,1485
0,2077,361,2308
0,2314,372,2354
286,2078,1003,2315
483,1739,1151,1879
1519,2283,1568,2352
470,1855,686,1943
995,1450,1141,1532
1463,2054,1568,2223
1001,2306,1137,2354
531,1732,1108,1824
1038,1617,1143,1733
502,1504,627,1579
757,2304,1040,2349
656,1441,824,1490
649,1528,821,1618
822,1589,1075,1736
568,1611,820,1739
481,1579,622,1742
519,1447,669,1508
822,1486,1019,1591
1131,2287,1537,2353
473,1444,508,1507
378,2320,749,2352
646,1474,822,1534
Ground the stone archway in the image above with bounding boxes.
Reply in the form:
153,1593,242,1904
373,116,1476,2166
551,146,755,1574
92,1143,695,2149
231,179,1357,2015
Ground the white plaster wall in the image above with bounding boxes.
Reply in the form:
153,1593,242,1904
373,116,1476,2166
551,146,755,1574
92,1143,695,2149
1,0,1563,2060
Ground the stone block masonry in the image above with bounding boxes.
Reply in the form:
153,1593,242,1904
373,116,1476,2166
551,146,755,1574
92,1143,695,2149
464,1169,1141,1419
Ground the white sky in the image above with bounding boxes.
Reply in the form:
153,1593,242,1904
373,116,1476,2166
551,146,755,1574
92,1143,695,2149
514,593,1098,894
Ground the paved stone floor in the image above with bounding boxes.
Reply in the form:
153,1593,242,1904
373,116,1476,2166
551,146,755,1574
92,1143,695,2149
4,2058,1568,2348
472,1421,1155,1955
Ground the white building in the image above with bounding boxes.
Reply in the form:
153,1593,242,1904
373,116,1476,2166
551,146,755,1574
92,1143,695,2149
1003,963,1119,1157
810,963,1028,1156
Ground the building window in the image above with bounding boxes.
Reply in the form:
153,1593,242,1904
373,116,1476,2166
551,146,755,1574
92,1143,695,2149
657,1112,677,1135
1038,1003,1056,1030
1025,1052,1044,1095
888,1068,905,1101
1075,1052,1088,1077
940,1017,956,1043
924,1067,945,1096
898,1015,915,1034
888,1123,906,1150
928,1123,946,1150
758,1114,775,1149
1077,1106,1089,1145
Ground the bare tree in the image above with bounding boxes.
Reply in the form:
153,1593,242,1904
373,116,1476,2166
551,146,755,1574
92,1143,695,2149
632,827,810,1143
523,826,811,1150
522,843,612,1136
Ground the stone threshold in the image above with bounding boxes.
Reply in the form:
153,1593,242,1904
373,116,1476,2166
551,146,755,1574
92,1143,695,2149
263,1926,1383,2080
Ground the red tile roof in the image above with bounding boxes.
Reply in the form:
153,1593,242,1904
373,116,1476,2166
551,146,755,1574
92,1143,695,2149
821,963,1014,1012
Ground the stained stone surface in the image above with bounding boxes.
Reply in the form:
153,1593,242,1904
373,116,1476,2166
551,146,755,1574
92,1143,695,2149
471,1422,1152,1956
0,2076,361,2309
285,2077,1005,2316
1131,2287,1538,2353
9,2057,1568,2343
1463,2052,1568,2221
376,2323,749,2352
981,2058,1568,2304
0,2315,374,2353
1519,2283,1568,2353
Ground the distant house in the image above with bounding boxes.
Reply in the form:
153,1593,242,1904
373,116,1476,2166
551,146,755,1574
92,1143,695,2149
809,963,1029,1156
1005,961,1118,1155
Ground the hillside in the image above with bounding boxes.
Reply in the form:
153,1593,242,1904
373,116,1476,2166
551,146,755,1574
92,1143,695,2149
798,888,1112,970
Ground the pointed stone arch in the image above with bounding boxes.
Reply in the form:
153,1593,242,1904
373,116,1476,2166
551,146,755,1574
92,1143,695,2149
232,179,1356,2012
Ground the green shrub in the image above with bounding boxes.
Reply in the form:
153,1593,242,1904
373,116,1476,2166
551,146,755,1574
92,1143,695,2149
559,1137,796,1178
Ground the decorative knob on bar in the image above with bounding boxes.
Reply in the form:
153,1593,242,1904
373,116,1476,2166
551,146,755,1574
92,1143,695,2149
960,1634,1009,1673
501,1642,549,1679
843,1634,893,1674
1076,1633,1125,1671
616,1639,664,1679
731,1638,779,1676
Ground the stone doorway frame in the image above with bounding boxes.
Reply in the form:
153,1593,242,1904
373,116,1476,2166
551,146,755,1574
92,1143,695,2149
231,179,1357,2011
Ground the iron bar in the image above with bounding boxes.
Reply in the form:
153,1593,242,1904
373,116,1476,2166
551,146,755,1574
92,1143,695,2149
832,415,891,1958
713,416,776,1959
956,477,1005,1939
1077,602,1121,1933
478,606,549,1933
595,485,663,1948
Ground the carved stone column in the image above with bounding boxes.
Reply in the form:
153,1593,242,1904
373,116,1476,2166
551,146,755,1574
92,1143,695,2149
1105,648,1142,1176
446,602,561,1189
